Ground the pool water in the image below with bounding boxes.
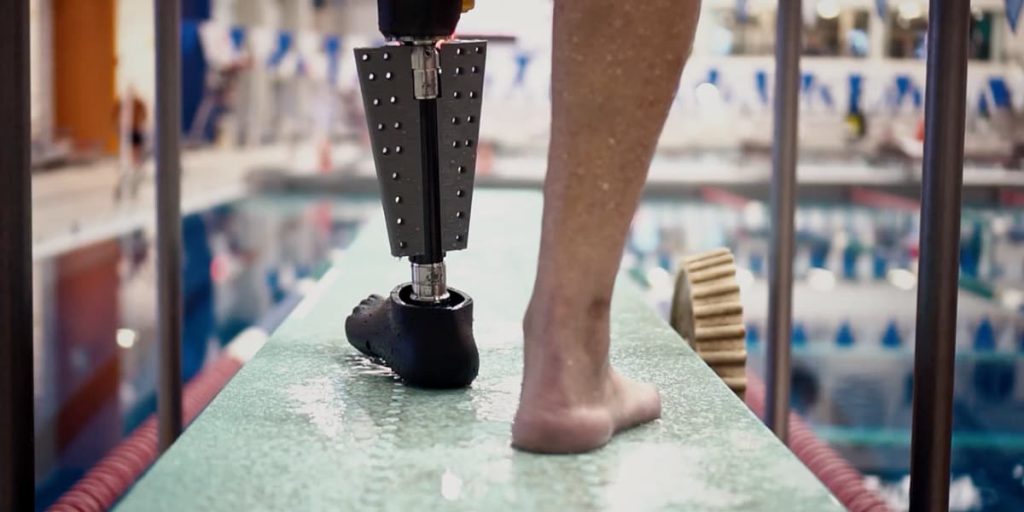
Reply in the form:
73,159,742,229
629,199,1024,511
32,194,376,509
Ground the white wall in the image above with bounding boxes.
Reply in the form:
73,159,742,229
115,0,156,121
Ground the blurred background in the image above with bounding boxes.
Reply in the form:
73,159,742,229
24,0,1024,510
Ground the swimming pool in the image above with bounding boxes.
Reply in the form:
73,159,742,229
33,191,1024,511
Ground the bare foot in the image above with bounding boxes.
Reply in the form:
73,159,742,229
511,299,662,454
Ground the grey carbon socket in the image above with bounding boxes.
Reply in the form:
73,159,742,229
355,41,486,257
435,41,486,251
355,45,427,258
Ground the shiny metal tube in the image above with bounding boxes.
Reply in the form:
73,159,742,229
155,0,184,453
765,0,801,443
411,262,449,303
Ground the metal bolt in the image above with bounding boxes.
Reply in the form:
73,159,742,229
467,115,475,123
368,72,376,80
373,98,380,106
469,91,477,99
465,139,473,147
393,122,401,129
457,166,465,174
395,146,403,153
475,46,482,53
471,66,479,73
456,189,464,197
452,141,460,148
382,147,389,155
457,47,464,55
383,52,390,60
391,172,400,180
456,211,464,218
456,234,463,241
362,54,369,61
385,72,393,80
398,241,406,248
452,117,459,125
455,67,463,75
396,217,404,225
395,196,402,204
376,123,385,131
453,91,461,99
389,96,397,104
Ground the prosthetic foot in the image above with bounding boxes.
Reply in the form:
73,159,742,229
346,0,486,389
671,248,748,398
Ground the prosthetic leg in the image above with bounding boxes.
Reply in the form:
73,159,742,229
346,0,485,388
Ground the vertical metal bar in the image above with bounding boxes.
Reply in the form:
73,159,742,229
0,1,34,509
155,0,184,452
909,0,970,510
765,0,801,442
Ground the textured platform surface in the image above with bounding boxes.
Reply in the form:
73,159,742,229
118,190,840,511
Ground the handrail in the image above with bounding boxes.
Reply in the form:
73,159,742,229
155,0,185,453
0,2,34,510
909,0,971,510
765,0,801,442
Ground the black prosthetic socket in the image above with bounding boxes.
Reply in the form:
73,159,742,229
346,285,479,389
377,0,463,40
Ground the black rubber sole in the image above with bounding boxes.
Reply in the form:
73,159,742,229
345,284,479,389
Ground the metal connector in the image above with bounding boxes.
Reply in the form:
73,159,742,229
411,262,449,303
410,44,439,100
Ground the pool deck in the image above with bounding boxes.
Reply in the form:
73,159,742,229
117,190,841,511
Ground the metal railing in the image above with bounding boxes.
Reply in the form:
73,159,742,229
0,2,34,511
0,1,975,510
155,0,185,454
763,1,971,511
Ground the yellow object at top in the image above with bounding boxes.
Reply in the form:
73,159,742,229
462,0,475,12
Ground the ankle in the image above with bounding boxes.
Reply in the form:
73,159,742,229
524,290,612,335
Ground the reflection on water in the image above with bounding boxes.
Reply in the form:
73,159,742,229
33,194,374,508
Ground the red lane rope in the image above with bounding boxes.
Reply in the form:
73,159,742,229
49,357,244,511
745,373,891,511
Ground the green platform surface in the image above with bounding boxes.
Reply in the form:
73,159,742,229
119,190,840,511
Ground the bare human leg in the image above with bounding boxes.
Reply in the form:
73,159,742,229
512,0,701,453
